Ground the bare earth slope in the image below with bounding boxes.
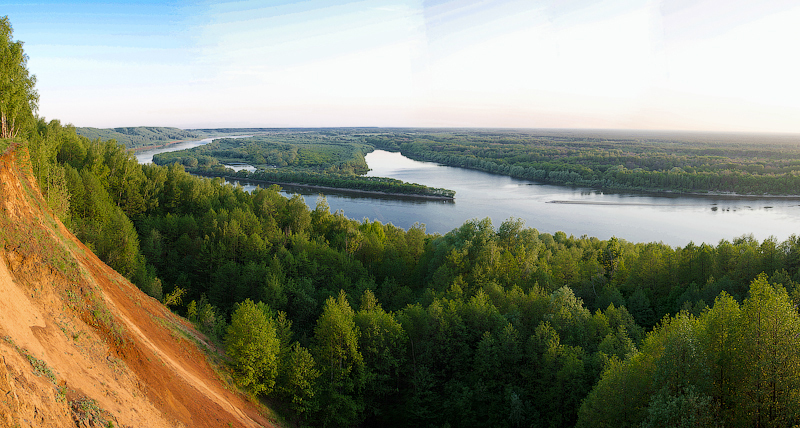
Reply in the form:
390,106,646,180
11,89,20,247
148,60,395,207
0,143,275,428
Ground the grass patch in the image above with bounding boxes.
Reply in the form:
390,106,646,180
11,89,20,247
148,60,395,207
24,349,57,383
3,335,57,384
62,279,128,351
56,383,68,402
0,189,82,284
70,396,116,427
86,296,127,348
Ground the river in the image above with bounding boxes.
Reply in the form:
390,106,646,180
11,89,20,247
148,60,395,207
136,140,800,246
135,138,215,165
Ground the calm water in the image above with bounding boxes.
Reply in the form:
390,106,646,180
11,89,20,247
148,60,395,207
346,151,800,245
137,140,800,246
134,138,215,164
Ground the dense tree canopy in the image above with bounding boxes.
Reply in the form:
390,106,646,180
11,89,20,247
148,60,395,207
23,119,800,428
578,275,800,428
75,126,204,150
153,133,456,198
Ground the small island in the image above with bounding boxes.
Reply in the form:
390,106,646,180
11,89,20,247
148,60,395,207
151,132,456,199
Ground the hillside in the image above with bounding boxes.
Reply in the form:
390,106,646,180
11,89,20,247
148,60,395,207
0,143,274,427
74,127,204,150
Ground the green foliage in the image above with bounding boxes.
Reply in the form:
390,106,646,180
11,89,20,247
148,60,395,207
225,299,280,395
0,16,38,139
221,168,455,198
313,290,366,427
578,275,800,428
189,296,227,341
375,129,800,195
3,336,57,384
68,167,142,278
162,287,185,307
640,385,718,428
276,342,320,417
152,131,456,198
70,396,115,428
353,290,408,423
733,275,800,426
17,110,800,427
0,137,11,153
75,126,204,150
153,133,372,174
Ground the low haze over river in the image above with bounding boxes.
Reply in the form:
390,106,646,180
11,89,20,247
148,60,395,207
136,140,800,247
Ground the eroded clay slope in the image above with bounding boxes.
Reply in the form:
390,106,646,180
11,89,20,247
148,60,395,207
0,143,275,428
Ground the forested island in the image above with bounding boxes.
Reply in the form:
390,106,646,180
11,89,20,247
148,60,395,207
151,133,456,199
17,119,800,427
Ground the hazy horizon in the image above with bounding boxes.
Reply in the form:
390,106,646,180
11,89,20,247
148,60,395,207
8,0,800,133
85,126,800,141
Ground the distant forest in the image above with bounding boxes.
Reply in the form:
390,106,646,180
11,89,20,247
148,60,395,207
363,129,800,196
75,126,204,150
17,120,800,427
108,126,800,196
153,134,456,199
153,133,374,174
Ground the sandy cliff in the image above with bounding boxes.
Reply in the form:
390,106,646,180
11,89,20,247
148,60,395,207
0,143,275,427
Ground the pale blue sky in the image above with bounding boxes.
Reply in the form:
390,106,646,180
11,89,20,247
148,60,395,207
5,0,800,132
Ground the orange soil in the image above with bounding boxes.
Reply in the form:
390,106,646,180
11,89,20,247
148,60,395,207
0,143,277,428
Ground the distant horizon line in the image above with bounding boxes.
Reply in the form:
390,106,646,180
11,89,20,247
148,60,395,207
72,125,800,138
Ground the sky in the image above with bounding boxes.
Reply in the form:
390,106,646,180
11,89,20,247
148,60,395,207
5,0,800,132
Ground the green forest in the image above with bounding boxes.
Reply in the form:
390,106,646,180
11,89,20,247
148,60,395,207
153,134,373,174
154,127,800,197
76,126,204,150
364,129,800,196
16,118,800,428
5,15,800,428
153,134,456,199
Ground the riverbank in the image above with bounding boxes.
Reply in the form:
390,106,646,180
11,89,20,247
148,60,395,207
588,186,800,200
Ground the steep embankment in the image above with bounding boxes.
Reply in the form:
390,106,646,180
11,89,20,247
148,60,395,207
0,143,275,427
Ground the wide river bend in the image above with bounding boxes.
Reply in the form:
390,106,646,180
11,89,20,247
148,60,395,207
136,140,800,246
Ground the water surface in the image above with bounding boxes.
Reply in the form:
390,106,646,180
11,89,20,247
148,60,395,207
134,138,215,165
359,151,800,245
138,141,800,246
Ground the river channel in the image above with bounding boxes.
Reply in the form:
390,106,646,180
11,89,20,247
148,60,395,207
136,140,800,246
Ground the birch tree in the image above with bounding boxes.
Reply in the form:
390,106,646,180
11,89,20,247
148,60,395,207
0,16,38,139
